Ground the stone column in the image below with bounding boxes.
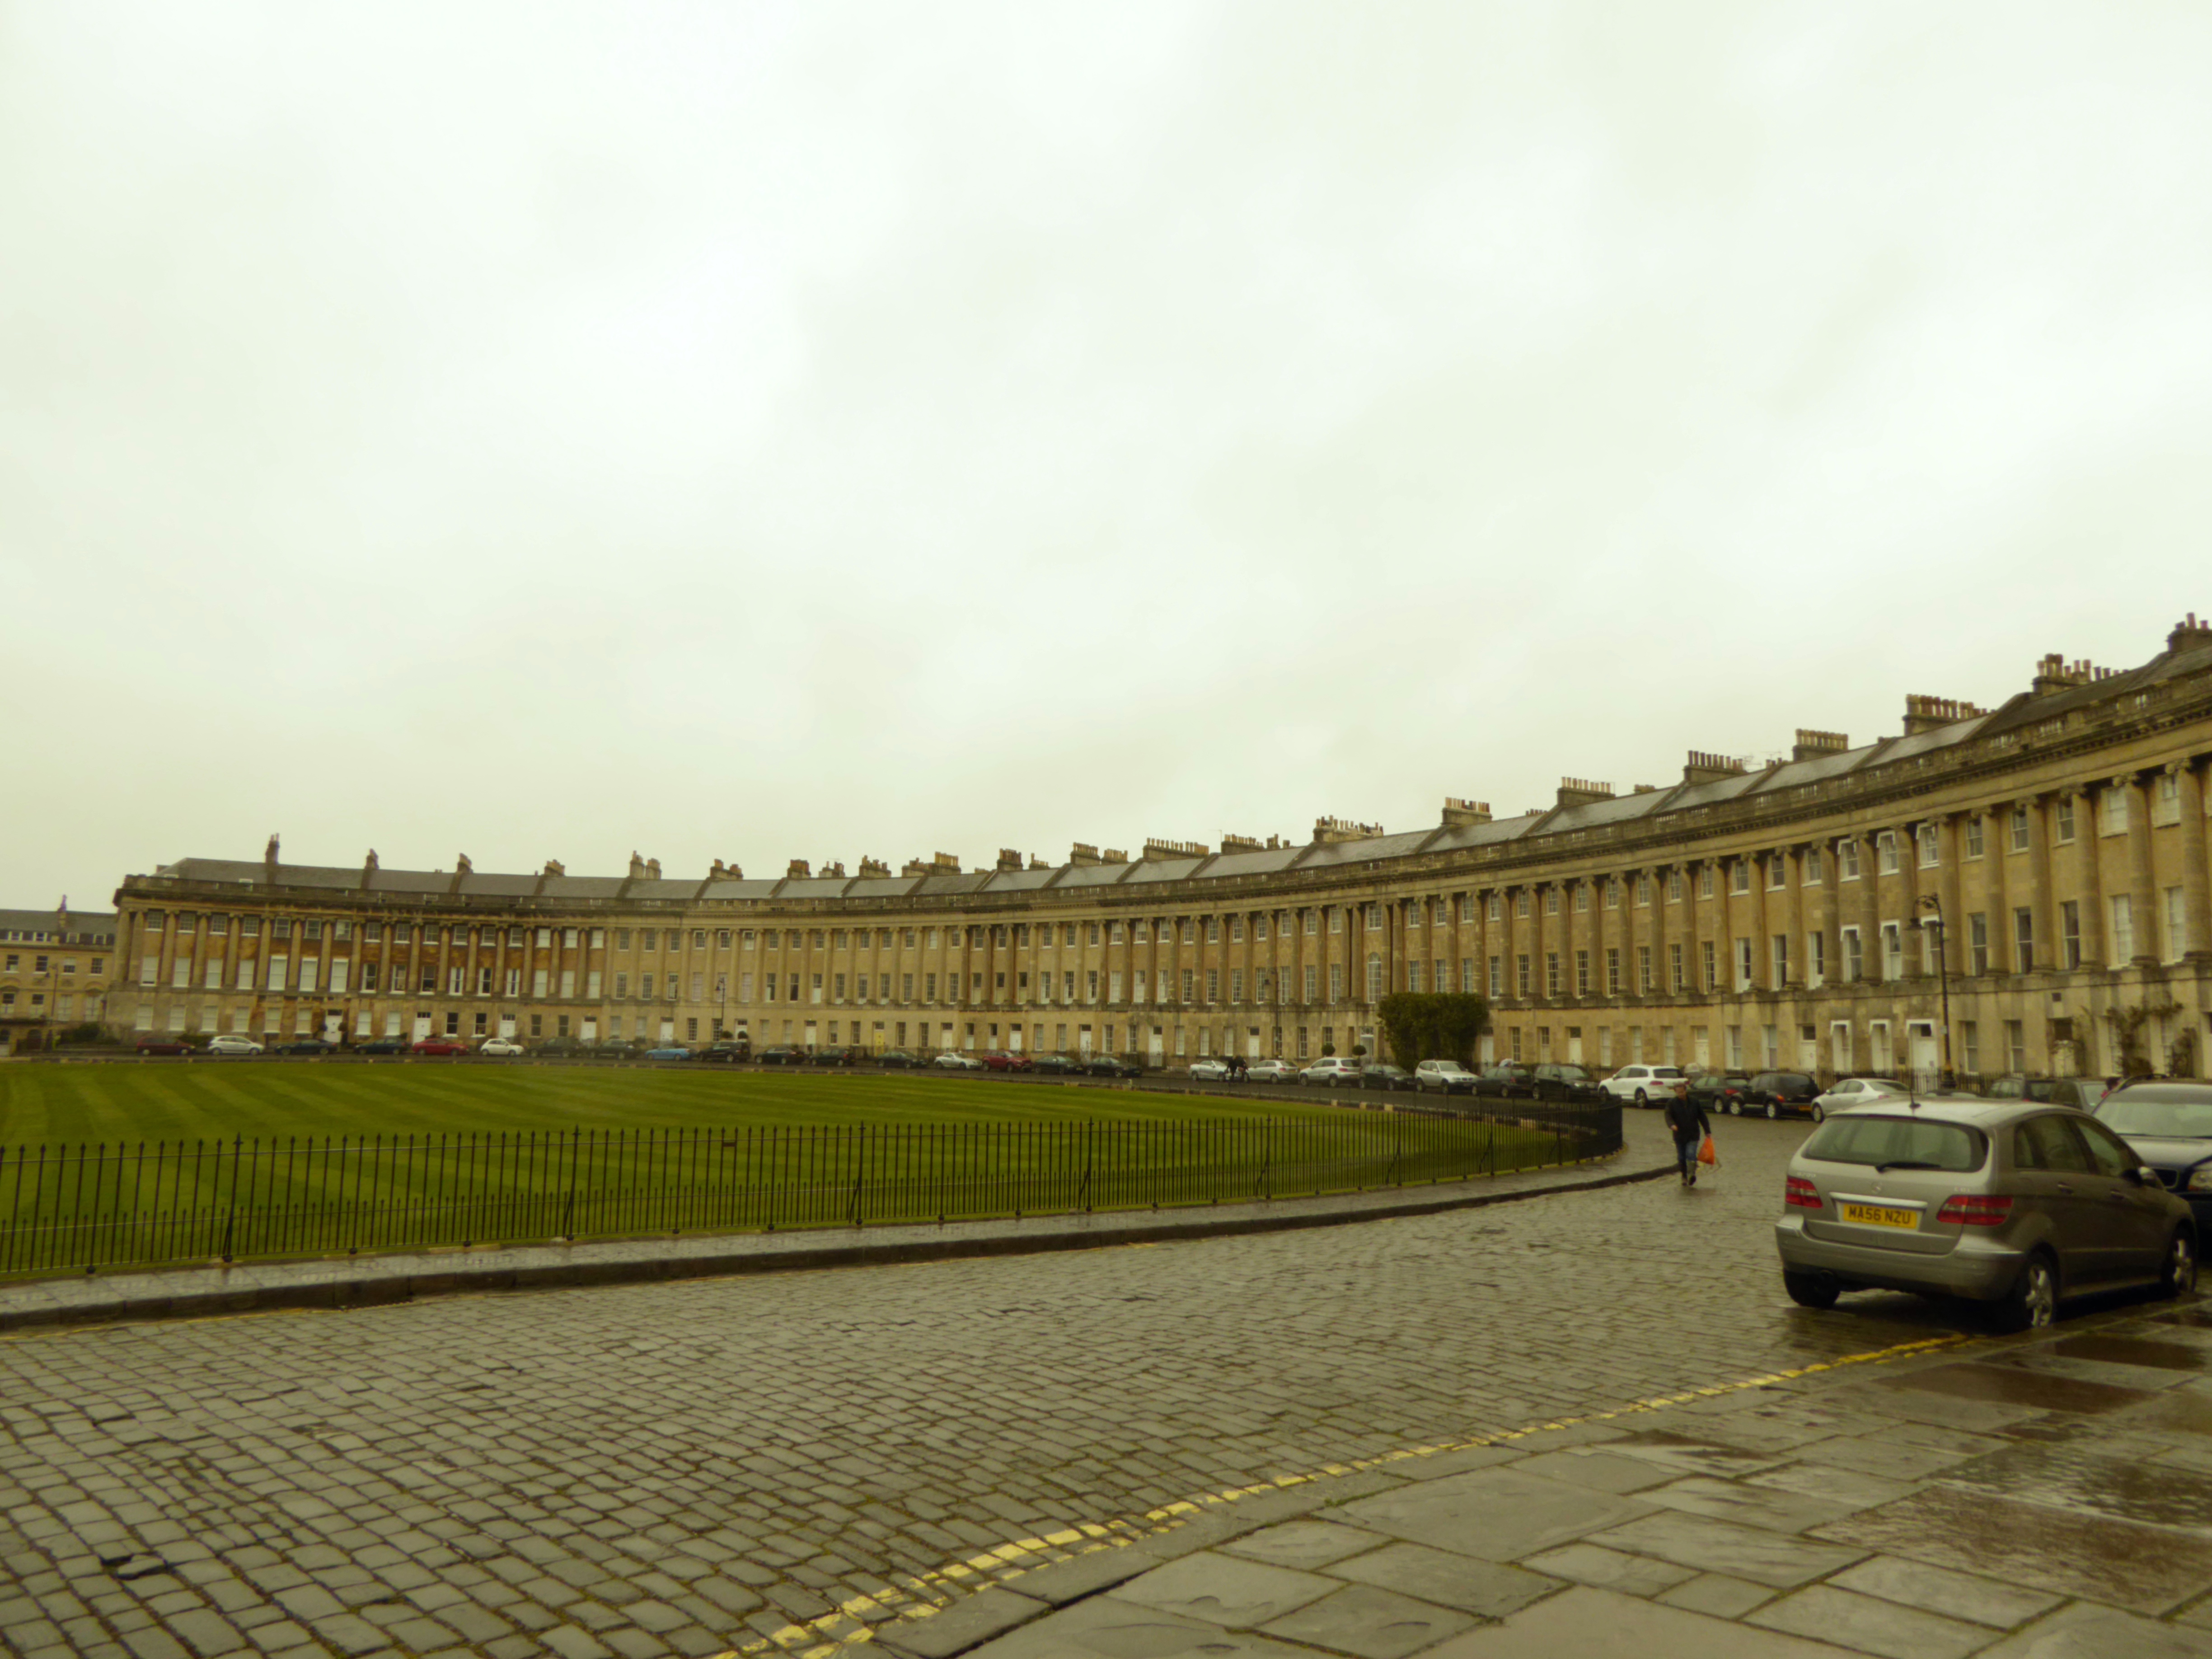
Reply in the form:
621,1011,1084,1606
2128,771,2160,964
2179,761,2212,963
2029,793,2057,974
1860,832,1882,979
2073,786,2106,968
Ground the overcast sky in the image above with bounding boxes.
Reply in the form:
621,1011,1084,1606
4,2,2209,910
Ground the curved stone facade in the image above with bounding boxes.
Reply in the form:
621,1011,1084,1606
111,619,2212,1083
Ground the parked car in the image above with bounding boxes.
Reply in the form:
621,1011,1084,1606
981,1052,1035,1073
756,1046,806,1066
2097,1082,2212,1237
206,1034,264,1056
1684,1070,1755,1115
1085,1054,1141,1078
1301,1056,1361,1086
644,1045,692,1060
532,1037,585,1059
272,1040,330,1056
1360,1063,1418,1093
1811,1076,1908,1116
478,1037,526,1057
1029,1053,1084,1075
808,1046,866,1067
1736,1071,1824,1120
355,1039,407,1056
1186,1058,1235,1082
933,1051,985,1070
410,1036,470,1056
1530,1064,1606,1104
1411,1059,1477,1095
696,1042,749,1063
1776,1098,2194,1329
1246,1058,1299,1083
584,1040,641,1059
1599,1064,1688,1107
875,1049,923,1069
1473,1063,1535,1098
1985,1075,2107,1111
133,1037,190,1055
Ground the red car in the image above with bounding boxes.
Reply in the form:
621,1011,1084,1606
410,1036,470,1056
134,1038,190,1055
980,1052,1034,1073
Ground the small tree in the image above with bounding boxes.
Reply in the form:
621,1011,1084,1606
1378,992,1492,1070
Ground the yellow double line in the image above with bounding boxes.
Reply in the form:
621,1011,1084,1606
713,1331,1971,1656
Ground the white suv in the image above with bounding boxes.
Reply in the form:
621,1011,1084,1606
1600,1064,1687,1107
1413,1059,1477,1095
1300,1056,1360,1085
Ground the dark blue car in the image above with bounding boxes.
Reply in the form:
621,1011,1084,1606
2097,1082,2212,1228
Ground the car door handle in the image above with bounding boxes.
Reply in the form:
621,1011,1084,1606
2054,1184,2074,1196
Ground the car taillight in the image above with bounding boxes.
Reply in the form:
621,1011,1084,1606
1784,1176,1822,1210
1936,1194,2013,1227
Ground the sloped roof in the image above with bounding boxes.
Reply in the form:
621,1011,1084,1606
1294,830,1432,868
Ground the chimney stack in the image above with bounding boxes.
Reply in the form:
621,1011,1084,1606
786,858,811,879
1791,729,1849,763
1556,778,1613,808
1441,797,1492,828
1682,751,1748,786
996,848,1024,872
1903,694,1987,736
2169,612,2211,655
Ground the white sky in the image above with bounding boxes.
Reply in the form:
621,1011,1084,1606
4,1,2210,909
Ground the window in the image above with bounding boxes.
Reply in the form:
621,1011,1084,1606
1699,866,1715,899
1964,817,1984,858
2101,788,2129,837
2111,894,2136,961
2168,886,2189,962
1605,948,1620,996
1881,923,1903,980
1516,955,1531,997
2155,773,2182,826
1767,858,1786,891
1604,881,1620,910
1575,950,1590,996
1770,935,1787,989
2005,806,2029,852
1668,870,1685,901
2014,908,2034,972
1516,892,1531,919
1545,953,1560,997
2061,900,2082,969
1731,862,1750,896
1839,839,1860,881
1968,913,1988,975
1486,895,1501,923
1574,885,1589,913
1808,931,1825,984
1403,962,1420,994
2055,798,2076,843
1917,825,1938,868
1328,964,1342,1002
1304,965,1317,1002
1962,1021,1980,1075
1878,832,1899,874
1669,942,1684,992
1367,957,1383,1001
1734,938,1752,991
1487,957,1502,998
2005,1019,2027,1073
1701,941,1716,991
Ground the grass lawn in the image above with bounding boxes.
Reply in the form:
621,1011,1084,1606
0,1059,1338,1147
0,1062,1595,1277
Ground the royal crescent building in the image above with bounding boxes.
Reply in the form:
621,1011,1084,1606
107,617,2212,1085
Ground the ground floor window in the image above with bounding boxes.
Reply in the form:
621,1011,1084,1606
1297,1026,1309,1058
530,1014,543,1036
1962,1021,1980,1075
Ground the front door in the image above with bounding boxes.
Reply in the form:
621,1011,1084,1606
1908,1022,1939,1093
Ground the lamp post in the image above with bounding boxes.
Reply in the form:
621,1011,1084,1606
1913,895,1955,1091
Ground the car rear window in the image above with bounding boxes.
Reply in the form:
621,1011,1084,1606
2100,1087,2212,1140
1801,1115,1987,1173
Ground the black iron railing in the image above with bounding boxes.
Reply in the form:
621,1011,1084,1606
0,1105,1620,1279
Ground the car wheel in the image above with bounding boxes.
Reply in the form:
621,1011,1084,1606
1783,1270,1839,1310
1764,1101,1779,1120
1634,1089,1648,1108
2161,1230,2198,1299
1726,1100,1740,1116
1809,1104,1826,1124
1997,1252,2059,1332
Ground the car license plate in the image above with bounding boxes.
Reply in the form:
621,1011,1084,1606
1839,1202,1919,1230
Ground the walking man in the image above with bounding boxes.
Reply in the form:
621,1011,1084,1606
1664,1087,1711,1187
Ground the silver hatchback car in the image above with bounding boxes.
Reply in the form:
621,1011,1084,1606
1775,1099,2196,1330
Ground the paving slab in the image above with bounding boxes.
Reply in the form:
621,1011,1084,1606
1748,1583,1991,1659
1256,1583,1475,1659
994,1547,1168,1609
962,1593,1318,1659
872,1589,1047,1659
1324,1542,1559,1618
1643,1473,1866,1533
1518,1542,1696,1596
1656,1573,1776,1618
1830,1556,2066,1630
1419,1584,1866,1657
1589,1510,1868,1588
1973,1600,2212,1658
1331,1466,1654,1561
1218,1523,1388,1571
1509,1449,1679,1494
1106,1552,1336,1627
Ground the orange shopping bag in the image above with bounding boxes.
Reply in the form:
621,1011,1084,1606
1697,1133,1718,1166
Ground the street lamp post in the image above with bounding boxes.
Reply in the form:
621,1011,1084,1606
1914,895,1956,1091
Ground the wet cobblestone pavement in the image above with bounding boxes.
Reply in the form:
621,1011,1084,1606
3,1110,2190,1658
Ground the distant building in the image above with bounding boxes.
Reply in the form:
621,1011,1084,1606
104,618,2212,1084
0,902,117,1050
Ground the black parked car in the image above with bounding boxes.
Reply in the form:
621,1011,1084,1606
1984,1075,2107,1111
355,1039,408,1056
1359,1063,1418,1093
1528,1064,1606,1104
874,1049,921,1069
1737,1070,1823,1119
756,1046,805,1066
1474,1063,1536,1098
273,1040,332,1056
1684,1070,1754,1115
1030,1053,1085,1076
1085,1054,1141,1078
808,1046,866,1067
697,1042,750,1064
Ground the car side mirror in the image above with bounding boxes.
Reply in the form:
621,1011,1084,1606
2128,1166,2156,1187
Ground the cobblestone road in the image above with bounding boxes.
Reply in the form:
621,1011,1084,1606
0,1113,1965,1659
